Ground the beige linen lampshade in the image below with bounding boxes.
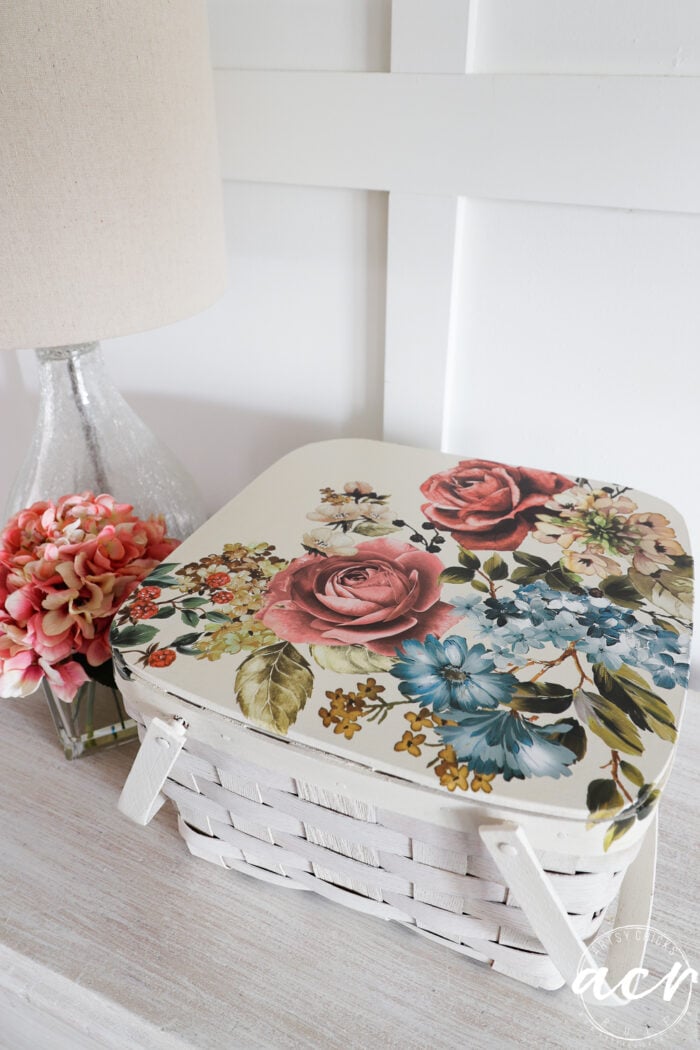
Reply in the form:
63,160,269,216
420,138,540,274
0,0,227,539
0,0,227,350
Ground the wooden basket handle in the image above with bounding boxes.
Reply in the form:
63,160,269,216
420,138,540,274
480,815,658,1004
118,716,189,826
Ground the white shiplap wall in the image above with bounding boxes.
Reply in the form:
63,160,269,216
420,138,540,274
2,1,699,631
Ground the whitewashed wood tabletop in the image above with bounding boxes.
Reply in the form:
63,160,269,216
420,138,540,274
1,691,698,1050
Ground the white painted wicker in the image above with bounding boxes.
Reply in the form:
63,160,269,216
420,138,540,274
170,752,624,988
119,683,657,993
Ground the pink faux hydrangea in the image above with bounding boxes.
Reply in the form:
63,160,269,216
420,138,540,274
0,493,178,702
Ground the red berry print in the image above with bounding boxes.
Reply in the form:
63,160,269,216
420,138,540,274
148,648,176,668
206,573,231,589
139,586,162,601
211,590,233,605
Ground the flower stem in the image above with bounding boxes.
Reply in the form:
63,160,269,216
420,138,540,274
394,520,444,553
477,569,498,599
571,649,594,688
363,697,416,723
528,643,577,683
603,749,634,804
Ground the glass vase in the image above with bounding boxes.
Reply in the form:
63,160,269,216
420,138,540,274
43,677,137,760
4,341,206,539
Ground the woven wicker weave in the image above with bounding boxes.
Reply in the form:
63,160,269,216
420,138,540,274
125,705,641,991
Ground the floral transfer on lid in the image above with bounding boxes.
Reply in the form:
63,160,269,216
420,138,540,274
111,441,693,849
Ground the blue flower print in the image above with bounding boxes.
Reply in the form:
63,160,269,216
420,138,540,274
489,620,548,668
482,596,522,627
449,591,484,626
450,578,690,690
644,652,690,690
436,708,580,781
391,634,516,714
576,632,626,671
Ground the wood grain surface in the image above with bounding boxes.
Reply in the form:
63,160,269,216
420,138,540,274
1,692,697,1049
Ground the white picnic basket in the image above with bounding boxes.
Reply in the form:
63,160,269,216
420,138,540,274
114,440,693,992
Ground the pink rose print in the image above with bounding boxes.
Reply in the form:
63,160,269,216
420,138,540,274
257,537,460,656
420,459,574,551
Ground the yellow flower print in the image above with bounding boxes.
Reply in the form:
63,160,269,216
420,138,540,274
323,686,363,717
319,487,350,506
326,687,347,705
437,744,457,766
334,715,362,739
394,730,426,757
318,706,340,729
439,765,469,792
195,619,278,661
345,692,366,713
355,677,385,702
405,707,434,731
471,772,496,793
433,743,469,792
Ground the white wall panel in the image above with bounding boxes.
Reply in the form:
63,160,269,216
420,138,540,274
107,182,387,513
445,198,700,540
471,0,700,74
383,193,462,449
215,71,700,214
208,0,390,71
391,0,472,72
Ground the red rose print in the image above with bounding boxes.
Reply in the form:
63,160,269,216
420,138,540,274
420,459,573,550
148,648,176,668
130,600,159,620
206,572,231,589
257,538,460,657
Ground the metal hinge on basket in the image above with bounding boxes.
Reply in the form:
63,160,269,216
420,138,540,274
118,717,188,825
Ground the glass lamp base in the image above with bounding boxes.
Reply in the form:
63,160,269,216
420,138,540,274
43,678,137,760
5,342,206,540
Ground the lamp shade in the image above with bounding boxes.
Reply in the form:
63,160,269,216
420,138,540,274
0,0,227,350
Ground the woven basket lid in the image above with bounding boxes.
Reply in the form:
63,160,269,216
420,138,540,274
112,440,693,841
